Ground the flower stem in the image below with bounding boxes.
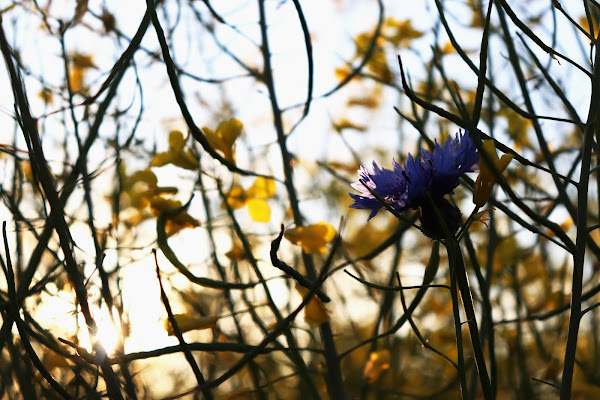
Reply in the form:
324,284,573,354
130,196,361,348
446,238,493,400
559,21,600,400
448,256,469,399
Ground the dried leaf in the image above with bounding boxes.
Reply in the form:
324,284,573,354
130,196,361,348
73,0,88,25
101,9,116,33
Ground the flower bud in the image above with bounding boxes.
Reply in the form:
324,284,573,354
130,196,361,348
419,197,462,240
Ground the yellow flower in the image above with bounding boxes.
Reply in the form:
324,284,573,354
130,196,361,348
219,389,253,400
203,118,243,163
225,242,247,261
284,222,335,254
363,350,391,383
42,349,70,371
38,88,53,105
164,314,219,336
67,52,96,94
69,52,97,69
296,285,330,326
473,140,513,207
150,197,200,236
304,295,329,326
385,18,423,48
150,130,199,170
120,167,177,210
224,177,275,222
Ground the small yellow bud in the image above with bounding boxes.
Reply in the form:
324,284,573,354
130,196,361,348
473,140,513,207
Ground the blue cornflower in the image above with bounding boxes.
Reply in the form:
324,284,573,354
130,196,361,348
422,130,479,197
349,130,478,236
350,154,433,220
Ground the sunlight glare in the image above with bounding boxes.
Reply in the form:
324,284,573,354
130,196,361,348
78,304,121,355
95,306,121,355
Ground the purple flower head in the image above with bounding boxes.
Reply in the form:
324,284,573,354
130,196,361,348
422,129,479,197
349,130,478,223
349,161,409,220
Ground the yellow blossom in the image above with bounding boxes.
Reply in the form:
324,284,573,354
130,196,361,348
150,197,200,236
225,242,247,261
384,18,423,47
224,177,275,222
296,286,330,326
38,88,53,105
67,52,96,94
332,118,367,133
120,167,177,211
203,118,243,163
284,222,335,254
164,313,219,336
42,349,70,371
150,130,199,170
69,52,97,69
304,295,329,326
363,350,391,383
219,388,254,400
473,140,513,207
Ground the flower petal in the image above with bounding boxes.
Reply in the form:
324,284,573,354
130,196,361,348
473,140,513,207
247,198,270,222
